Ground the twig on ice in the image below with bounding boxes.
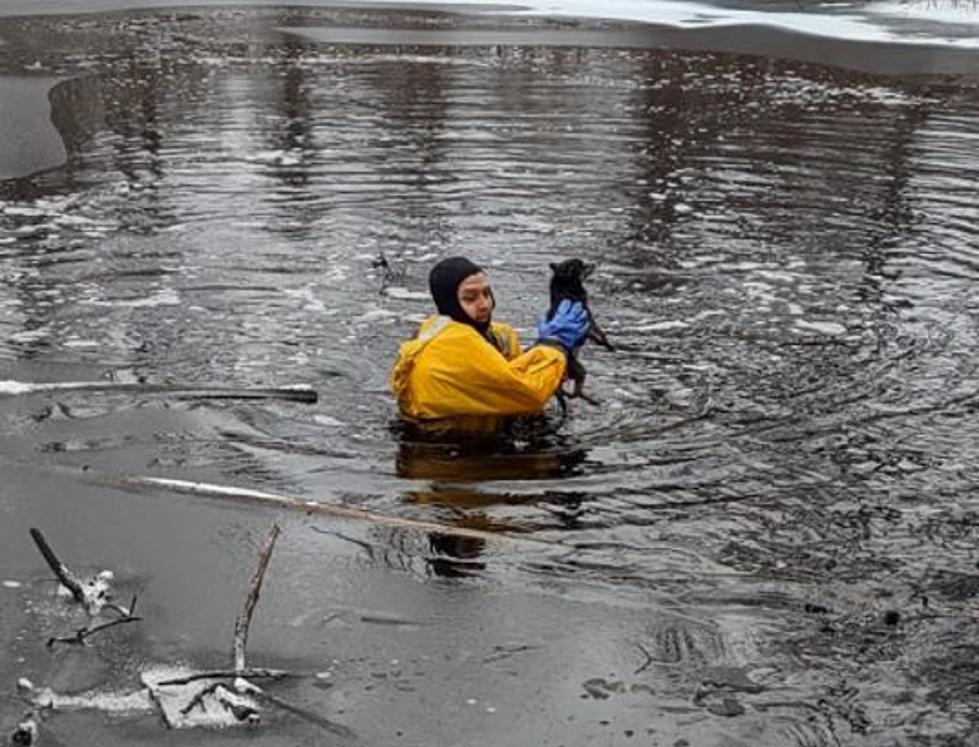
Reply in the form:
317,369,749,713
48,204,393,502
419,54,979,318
104,593,138,618
633,642,655,675
254,689,357,738
47,608,143,647
155,669,291,687
233,523,281,671
179,682,223,716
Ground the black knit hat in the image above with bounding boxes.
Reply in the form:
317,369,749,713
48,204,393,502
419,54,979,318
428,256,492,332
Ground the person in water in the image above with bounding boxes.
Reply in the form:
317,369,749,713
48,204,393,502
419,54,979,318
390,256,589,420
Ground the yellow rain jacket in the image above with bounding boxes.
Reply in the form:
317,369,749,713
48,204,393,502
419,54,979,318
390,315,567,420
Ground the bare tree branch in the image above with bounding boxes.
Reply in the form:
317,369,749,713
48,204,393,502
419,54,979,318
155,669,292,687
233,524,281,671
29,528,85,604
89,474,558,550
47,613,143,648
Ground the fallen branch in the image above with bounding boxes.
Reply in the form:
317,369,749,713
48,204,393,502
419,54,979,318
19,523,353,739
87,473,558,550
29,528,85,605
254,689,357,739
0,380,320,403
177,682,258,720
47,597,142,647
233,524,280,671
29,527,126,619
155,669,292,687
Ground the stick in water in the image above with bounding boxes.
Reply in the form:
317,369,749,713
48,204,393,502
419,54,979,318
0,380,319,403
29,527,86,604
233,524,281,671
91,474,557,551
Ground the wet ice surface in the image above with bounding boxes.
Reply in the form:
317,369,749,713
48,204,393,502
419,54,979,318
0,5,978,747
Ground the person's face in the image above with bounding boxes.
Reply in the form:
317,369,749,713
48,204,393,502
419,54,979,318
457,272,494,324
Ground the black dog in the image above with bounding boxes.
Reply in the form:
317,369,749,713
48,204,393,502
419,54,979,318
546,259,614,404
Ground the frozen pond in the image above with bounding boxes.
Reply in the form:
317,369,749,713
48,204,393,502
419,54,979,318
0,3,978,746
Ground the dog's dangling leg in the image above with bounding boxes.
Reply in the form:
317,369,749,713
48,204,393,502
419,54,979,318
554,390,570,429
587,322,615,351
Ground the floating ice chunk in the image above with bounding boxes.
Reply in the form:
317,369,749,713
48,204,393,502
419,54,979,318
633,320,689,332
755,269,795,283
795,320,847,335
11,718,37,746
383,287,429,301
88,288,181,308
54,214,98,227
356,308,399,322
10,328,49,343
28,683,152,714
0,380,35,394
3,206,47,217
141,665,261,729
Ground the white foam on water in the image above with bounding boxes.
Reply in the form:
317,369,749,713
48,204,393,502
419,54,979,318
2,579,22,588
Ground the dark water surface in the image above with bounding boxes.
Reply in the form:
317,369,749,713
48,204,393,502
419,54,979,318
1,6,978,746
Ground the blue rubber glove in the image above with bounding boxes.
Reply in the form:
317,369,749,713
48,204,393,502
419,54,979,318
537,300,589,354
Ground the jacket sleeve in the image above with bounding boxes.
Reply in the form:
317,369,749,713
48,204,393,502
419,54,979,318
411,331,566,419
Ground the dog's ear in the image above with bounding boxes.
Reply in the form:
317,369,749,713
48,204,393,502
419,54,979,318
549,262,558,271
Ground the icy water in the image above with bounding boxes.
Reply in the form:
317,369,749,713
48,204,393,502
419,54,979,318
1,4,978,747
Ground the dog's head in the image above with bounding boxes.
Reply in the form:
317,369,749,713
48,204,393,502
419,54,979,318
549,258,595,284
548,258,595,311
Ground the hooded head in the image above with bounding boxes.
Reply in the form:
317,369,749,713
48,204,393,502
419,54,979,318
428,256,494,333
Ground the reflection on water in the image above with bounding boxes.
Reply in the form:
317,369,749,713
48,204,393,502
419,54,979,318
1,6,978,745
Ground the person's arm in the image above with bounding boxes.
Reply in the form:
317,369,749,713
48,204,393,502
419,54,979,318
412,330,566,418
